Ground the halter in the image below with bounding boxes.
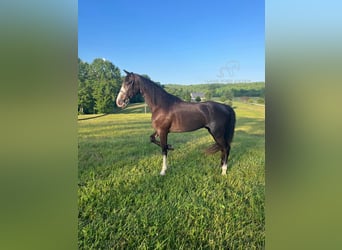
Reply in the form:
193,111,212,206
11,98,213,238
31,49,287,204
120,80,135,96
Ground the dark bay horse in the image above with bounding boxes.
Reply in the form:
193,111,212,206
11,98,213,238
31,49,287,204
116,71,236,175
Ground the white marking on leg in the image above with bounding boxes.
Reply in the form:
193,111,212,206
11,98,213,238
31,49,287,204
160,155,167,175
221,163,227,175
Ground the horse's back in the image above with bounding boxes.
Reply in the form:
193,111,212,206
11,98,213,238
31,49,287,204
202,101,234,118
173,101,234,124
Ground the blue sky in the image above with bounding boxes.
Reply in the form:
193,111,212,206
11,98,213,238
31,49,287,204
79,0,264,84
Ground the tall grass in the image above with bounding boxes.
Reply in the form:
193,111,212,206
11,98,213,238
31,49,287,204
78,102,264,249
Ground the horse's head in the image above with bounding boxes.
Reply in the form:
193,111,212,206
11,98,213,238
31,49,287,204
116,70,140,108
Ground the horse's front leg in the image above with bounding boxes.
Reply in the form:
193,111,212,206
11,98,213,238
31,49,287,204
150,131,174,150
159,131,169,176
150,131,161,147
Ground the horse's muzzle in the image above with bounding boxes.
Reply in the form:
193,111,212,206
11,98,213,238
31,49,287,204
116,96,129,108
116,87,130,108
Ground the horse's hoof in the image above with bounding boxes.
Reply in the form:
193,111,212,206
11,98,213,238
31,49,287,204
160,171,166,176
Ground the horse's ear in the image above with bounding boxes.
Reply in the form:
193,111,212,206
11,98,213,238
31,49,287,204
123,69,130,75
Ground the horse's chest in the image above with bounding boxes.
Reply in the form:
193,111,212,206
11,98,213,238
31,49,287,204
151,113,172,129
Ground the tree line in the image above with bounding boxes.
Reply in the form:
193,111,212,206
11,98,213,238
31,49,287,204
78,58,265,114
166,82,265,99
78,58,158,114
78,58,122,114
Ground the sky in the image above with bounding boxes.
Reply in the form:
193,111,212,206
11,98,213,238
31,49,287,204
78,0,264,84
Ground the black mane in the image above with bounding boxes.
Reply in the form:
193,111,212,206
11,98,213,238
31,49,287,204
135,74,182,109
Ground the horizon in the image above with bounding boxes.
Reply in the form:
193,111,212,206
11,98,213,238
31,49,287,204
79,57,265,86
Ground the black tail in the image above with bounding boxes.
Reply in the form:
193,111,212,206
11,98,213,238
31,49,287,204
226,105,236,144
205,143,221,154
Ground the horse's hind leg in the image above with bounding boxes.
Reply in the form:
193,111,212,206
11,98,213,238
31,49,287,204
220,145,231,175
216,138,230,175
208,128,231,175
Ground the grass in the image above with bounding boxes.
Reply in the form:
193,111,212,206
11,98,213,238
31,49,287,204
78,101,265,249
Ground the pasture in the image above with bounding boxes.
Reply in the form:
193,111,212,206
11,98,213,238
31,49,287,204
78,101,265,249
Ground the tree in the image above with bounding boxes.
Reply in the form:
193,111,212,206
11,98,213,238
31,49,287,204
195,96,201,102
89,59,121,113
220,95,227,103
78,58,90,83
224,89,234,101
88,58,121,82
220,90,233,105
93,79,119,113
78,58,95,114
78,58,122,114
205,91,213,100
183,90,191,102
78,79,95,114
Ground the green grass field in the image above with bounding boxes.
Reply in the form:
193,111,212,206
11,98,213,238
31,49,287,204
78,101,265,249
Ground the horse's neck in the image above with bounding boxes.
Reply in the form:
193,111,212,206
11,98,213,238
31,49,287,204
140,81,172,111
142,91,156,111
141,83,160,110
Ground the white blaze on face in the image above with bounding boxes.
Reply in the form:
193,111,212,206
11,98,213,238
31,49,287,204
116,86,128,108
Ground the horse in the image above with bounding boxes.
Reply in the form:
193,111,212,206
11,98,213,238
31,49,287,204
116,70,236,175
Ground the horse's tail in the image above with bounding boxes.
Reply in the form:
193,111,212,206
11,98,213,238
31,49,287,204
205,143,221,154
226,105,236,145
205,105,236,155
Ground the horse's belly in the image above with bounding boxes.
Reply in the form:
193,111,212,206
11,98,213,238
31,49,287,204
169,116,205,132
169,125,202,133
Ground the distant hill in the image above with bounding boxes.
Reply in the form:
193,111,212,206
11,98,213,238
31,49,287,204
164,82,265,100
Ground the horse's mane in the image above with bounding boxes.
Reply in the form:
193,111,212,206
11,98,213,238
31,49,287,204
135,74,182,108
